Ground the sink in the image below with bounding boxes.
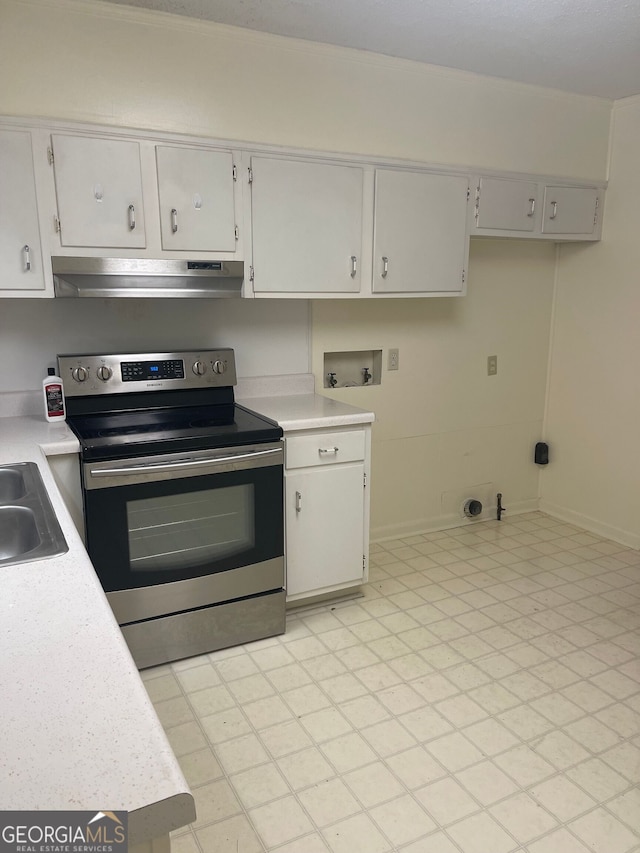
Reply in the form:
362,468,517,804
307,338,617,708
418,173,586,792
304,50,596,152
0,506,41,561
0,462,68,567
0,467,27,502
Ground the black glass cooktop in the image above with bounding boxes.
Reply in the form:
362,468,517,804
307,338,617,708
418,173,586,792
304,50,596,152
67,403,282,461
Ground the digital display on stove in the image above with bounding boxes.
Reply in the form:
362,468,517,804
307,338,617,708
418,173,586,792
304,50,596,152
121,359,185,381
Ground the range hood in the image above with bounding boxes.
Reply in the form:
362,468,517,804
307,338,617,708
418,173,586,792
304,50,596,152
52,257,244,298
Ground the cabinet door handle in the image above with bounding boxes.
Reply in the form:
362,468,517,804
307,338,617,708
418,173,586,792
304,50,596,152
527,198,536,217
23,244,31,271
128,204,136,230
319,447,339,455
295,491,302,513
350,256,357,278
171,208,178,233
550,200,558,220
381,256,389,278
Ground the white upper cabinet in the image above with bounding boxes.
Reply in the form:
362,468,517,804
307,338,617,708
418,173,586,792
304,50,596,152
51,134,146,248
156,146,236,252
474,176,538,233
541,185,601,237
373,169,470,294
0,116,607,298
472,175,603,241
0,130,45,291
250,156,364,294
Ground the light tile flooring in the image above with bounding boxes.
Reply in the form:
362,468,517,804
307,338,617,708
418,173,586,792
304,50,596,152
141,512,640,853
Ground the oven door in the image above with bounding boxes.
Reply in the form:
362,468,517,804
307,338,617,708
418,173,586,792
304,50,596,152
82,442,283,622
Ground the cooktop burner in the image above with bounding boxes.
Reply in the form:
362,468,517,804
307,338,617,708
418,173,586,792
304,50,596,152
68,403,281,461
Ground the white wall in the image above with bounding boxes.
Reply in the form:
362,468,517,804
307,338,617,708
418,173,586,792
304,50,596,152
541,96,640,548
0,0,610,179
0,299,310,392
0,0,616,539
313,239,557,539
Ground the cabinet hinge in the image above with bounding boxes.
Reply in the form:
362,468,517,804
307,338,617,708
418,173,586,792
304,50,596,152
363,555,366,573
594,196,600,226
466,187,471,201
363,472,367,488
462,268,466,284
248,166,253,184
474,184,481,223
232,163,237,182
47,146,54,166
249,265,255,282
235,225,239,240
54,215,61,233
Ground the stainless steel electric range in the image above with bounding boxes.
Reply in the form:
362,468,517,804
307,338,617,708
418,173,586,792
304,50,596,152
58,348,285,669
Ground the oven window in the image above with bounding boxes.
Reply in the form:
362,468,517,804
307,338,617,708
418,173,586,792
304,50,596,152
126,484,255,572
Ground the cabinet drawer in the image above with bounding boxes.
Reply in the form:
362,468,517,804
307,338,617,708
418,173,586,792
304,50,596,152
286,430,366,469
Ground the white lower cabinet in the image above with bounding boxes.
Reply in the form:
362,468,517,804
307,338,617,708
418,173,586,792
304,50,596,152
284,427,370,602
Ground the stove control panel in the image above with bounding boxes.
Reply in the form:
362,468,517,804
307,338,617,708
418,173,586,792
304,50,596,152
57,349,237,397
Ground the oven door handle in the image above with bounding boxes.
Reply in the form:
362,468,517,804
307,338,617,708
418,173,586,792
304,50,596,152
89,447,282,477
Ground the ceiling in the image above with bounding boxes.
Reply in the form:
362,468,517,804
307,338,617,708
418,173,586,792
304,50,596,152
99,0,640,100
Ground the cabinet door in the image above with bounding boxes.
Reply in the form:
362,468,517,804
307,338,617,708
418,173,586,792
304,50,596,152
285,464,365,597
541,186,600,236
0,130,44,291
156,146,236,252
51,134,146,248
475,177,538,232
251,156,363,293
373,169,469,293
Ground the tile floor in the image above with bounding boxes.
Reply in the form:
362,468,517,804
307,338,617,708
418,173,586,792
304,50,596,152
141,512,640,853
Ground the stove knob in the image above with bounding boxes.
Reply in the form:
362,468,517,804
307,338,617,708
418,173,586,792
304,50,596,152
212,360,226,375
71,366,89,383
192,360,207,376
96,365,112,382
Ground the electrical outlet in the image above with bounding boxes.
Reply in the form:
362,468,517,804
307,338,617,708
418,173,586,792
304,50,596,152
388,348,399,371
487,355,498,376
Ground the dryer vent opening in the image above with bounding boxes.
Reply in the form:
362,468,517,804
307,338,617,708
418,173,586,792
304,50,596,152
463,499,483,518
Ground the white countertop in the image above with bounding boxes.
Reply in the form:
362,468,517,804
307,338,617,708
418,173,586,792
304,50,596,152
238,392,375,432
0,416,195,843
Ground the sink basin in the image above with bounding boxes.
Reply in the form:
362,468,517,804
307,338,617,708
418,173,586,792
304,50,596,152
0,506,41,560
0,462,68,567
0,467,27,502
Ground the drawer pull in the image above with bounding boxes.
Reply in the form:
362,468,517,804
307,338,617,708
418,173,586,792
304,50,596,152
319,447,339,455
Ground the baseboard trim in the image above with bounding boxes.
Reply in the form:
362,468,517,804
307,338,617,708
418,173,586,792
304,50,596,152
371,498,539,544
539,500,640,550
